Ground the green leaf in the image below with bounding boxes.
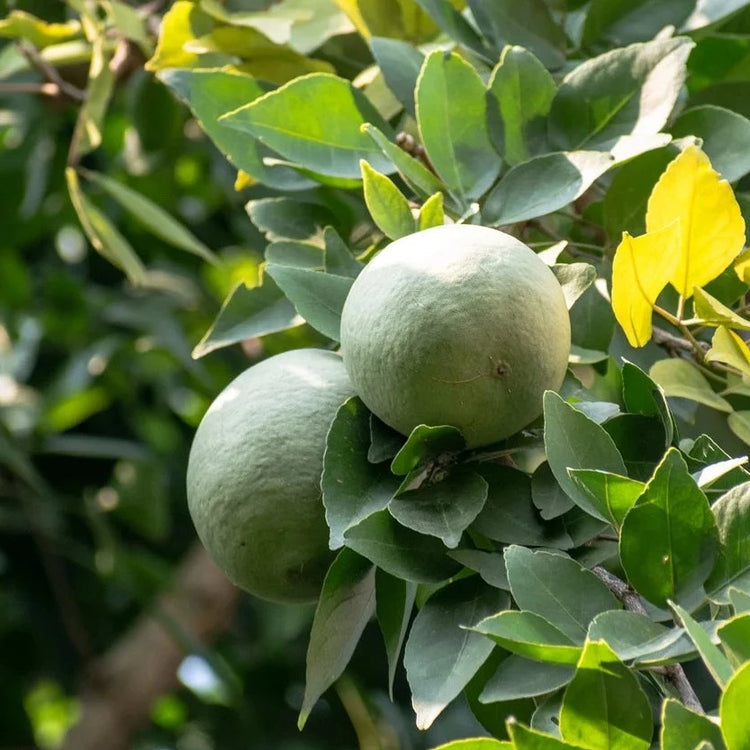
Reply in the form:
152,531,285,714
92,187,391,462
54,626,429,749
620,448,719,607
265,241,325,270
582,0,694,48
720,661,750,750
728,412,750,447
661,698,727,750
417,192,444,230
360,160,415,240
413,0,489,60
472,611,583,665
323,397,401,549
543,391,628,518
551,263,597,311
482,151,614,226
158,68,314,191
730,587,750,613
559,640,652,750
368,414,405,464
486,46,555,166
505,547,621,643
431,738,512,749
706,482,750,604
265,264,352,341
323,228,362,278
299,548,376,729
568,470,644,528
473,464,573,548
649,359,733,413
670,603,734,688
79,169,218,265
390,424,466,476
672,105,750,183
693,287,750,332
66,168,146,285
375,569,416,699
370,36,424,117
405,576,508,729
415,50,502,202
480,656,574,703
586,610,670,662
246,197,335,241
186,25,333,84
343,509,462,583
532,461,575,520
718,613,750,667
221,73,395,179
71,36,115,160
389,471,487,548
508,722,587,749
468,0,566,70
362,123,446,202
603,413,669,481
622,360,675,446
549,37,694,150
192,275,300,359
449,549,509,590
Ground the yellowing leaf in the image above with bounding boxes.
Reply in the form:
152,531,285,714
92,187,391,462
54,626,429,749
692,287,750,331
706,326,750,378
611,222,681,347
146,1,214,71
646,144,745,298
734,247,750,284
234,170,257,191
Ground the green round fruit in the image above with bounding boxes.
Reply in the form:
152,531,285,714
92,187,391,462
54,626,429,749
340,224,570,448
186,348,354,603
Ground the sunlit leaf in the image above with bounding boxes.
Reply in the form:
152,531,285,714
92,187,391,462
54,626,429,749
650,359,733,413
360,160,415,239
559,640,652,750
693,287,750,332
415,50,501,202
610,222,681,347
706,327,750,378
646,144,746,298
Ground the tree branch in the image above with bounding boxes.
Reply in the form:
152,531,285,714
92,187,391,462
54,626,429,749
592,566,704,713
60,544,239,750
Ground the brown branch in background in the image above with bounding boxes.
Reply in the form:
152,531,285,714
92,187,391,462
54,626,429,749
61,544,239,750
593,566,704,713
17,41,86,102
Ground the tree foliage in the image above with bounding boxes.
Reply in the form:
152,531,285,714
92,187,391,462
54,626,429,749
4,1,750,749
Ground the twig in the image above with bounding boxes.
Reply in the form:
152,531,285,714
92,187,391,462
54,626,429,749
17,41,86,102
593,566,704,713
0,82,62,97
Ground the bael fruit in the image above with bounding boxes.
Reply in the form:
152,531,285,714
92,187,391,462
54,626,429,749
186,348,355,603
340,224,570,448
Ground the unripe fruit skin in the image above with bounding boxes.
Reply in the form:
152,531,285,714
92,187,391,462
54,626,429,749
186,349,355,603
340,225,571,448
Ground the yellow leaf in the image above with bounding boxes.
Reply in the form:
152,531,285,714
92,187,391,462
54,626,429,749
146,1,213,72
706,326,750,378
611,222,681,347
734,247,750,284
646,144,745,298
234,170,257,191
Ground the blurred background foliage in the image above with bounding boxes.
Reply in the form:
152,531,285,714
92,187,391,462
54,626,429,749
6,0,750,748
